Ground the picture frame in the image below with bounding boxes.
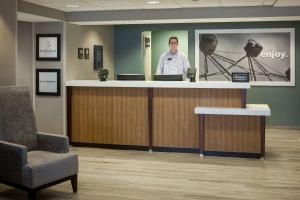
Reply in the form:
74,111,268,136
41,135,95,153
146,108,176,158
36,69,61,96
144,36,151,49
36,34,61,61
84,48,89,59
94,45,103,70
78,48,83,59
195,28,295,86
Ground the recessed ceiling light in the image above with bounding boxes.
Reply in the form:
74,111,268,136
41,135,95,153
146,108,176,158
146,1,160,4
66,4,79,8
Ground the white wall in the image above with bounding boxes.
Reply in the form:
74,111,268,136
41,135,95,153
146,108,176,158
0,0,17,86
142,31,152,80
66,23,114,81
17,21,33,98
34,22,65,135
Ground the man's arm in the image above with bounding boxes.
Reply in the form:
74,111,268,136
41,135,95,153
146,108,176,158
179,53,190,80
156,54,165,75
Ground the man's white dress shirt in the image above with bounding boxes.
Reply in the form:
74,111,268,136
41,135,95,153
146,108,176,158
156,51,190,75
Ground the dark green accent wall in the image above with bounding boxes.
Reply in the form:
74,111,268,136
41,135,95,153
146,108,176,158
114,26,144,76
114,21,300,126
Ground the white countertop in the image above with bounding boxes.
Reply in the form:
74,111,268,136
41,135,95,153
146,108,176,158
194,104,271,116
66,80,250,89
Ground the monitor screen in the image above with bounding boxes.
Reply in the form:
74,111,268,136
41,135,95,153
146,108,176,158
153,74,183,81
117,74,145,81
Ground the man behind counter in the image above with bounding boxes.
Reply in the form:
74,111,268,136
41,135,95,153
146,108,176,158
156,36,191,75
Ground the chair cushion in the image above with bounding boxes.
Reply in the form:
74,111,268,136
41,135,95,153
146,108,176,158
22,150,78,188
0,86,38,151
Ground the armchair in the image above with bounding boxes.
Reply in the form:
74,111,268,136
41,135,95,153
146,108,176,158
0,86,78,200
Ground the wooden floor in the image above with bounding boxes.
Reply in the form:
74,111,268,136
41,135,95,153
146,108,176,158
1,128,300,200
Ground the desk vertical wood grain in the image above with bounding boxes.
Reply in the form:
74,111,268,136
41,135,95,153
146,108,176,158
152,88,243,148
70,87,149,146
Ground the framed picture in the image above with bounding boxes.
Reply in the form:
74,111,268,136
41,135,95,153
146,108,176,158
94,45,103,70
84,48,89,59
36,34,61,61
144,36,150,49
195,28,295,86
78,48,83,59
36,69,61,96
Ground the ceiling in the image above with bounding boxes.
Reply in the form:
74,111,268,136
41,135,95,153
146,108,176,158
22,0,300,12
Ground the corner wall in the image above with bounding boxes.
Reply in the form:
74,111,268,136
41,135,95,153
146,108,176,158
17,21,33,98
21,22,114,135
0,0,17,86
34,22,65,135
66,23,114,81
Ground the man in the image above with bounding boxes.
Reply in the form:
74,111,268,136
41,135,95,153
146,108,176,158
156,36,190,75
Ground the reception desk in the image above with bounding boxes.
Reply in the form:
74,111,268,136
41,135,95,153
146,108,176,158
67,80,253,154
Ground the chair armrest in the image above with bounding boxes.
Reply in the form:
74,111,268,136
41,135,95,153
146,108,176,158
0,140,27,172
37,132,69,153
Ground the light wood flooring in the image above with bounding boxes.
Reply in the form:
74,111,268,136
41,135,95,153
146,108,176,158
1,128,300,200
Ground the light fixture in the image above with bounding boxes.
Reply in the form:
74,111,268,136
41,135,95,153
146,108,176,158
66,4,79,8
146,1,160,4
251,18,261,21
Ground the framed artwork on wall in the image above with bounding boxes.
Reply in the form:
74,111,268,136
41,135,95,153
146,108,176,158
94,45,103,70
144,37,150,49
84,48,89,59
36,69,61,96
78,48,83,59
195,28,295,86
36,34,61,61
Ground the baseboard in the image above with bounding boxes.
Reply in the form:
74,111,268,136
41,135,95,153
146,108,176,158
152,147,200,153
266,126,300,130
71,142,149,151
204,151,261,159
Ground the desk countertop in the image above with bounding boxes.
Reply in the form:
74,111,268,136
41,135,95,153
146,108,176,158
194,104,271,116
66,80,250,89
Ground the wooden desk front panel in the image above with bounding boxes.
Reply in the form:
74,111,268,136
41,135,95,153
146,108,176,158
204,115,261,153
70,87,149,146
152,88,243,148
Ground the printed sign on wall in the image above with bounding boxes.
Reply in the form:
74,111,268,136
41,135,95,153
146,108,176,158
78,48,83,59
195,28,295,86
36,69,61,96
94,45,103,70
36,34,61,61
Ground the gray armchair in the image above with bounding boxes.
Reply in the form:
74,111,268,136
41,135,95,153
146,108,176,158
0,86,78,200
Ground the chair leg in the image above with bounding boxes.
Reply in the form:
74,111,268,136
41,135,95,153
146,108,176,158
71,174,78,193
28,190,36,200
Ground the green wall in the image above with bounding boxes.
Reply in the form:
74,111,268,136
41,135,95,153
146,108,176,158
151,30,188,74
114,22,300,126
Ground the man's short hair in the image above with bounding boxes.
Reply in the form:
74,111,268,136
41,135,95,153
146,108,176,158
169,36,178,44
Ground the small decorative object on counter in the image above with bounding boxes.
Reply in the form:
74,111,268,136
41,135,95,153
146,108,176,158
98,69,109,81
187,67,197,82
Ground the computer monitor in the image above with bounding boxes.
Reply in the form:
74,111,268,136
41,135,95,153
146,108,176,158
117,74,145,81
153,74,183,81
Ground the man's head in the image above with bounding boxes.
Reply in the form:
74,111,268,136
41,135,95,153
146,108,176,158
168,36,178,54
